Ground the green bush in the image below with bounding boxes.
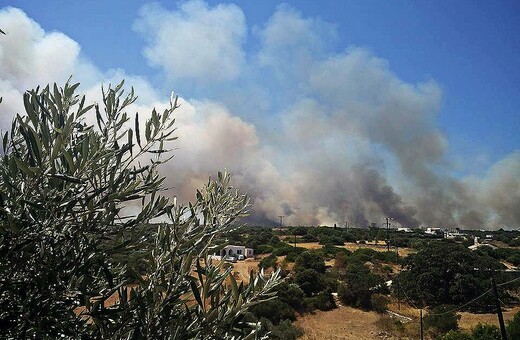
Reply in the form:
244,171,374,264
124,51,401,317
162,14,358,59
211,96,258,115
471,323,501,340
338,262,386,310
507,310,520,339
507,254,520,266
294,251,326,274
249,299,296,324
295,268,324,296
423,305,460,337
268,319,303,340
322,274,339,292
370,294,389,314
285,248,306,262
441,330,472,340
305,291,336,311
256,244,274,254
258,254,278,269
276,282,306,311
319,235,344,246
334,252,349,269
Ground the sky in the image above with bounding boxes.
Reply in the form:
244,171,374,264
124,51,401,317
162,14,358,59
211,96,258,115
0,0,519,229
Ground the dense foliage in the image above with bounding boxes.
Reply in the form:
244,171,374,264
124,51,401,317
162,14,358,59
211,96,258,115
396,242,509,312
0,81,280,339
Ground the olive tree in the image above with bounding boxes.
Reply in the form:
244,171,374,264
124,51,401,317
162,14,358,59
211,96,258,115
0,80,279,339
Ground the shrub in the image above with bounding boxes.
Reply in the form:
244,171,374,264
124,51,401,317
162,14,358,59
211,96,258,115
305,291,336,311
334,252,349,269
424,305,460,337
294,251,326,274
269,319,303,340
295,268,324,297
370,294,389,314
507,310,520,339
507,254,520,266
249,299,296,324
471,323,501,340
319,235,344,246
256,244,274,254
338,262,386,310
258,254,278,269
276,282,306,311
322,274,339,292
284,247,306,262
270,236,281,245
441,330,473,340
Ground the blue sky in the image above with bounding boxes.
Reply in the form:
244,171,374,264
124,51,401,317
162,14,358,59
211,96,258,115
0,1,519,228
11,0,519,171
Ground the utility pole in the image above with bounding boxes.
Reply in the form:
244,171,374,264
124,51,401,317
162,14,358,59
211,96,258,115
491,278,508,340
420,309,424,340
385,217,392,251
397,280,401,311
278,215,284,228
345,221,349,233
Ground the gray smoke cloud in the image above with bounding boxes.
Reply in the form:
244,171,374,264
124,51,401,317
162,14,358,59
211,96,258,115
0,4,519,229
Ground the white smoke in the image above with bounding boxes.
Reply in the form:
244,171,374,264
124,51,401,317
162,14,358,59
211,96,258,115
0,3,518,229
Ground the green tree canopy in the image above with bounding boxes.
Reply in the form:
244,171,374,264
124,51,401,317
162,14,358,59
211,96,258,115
396,241,506,311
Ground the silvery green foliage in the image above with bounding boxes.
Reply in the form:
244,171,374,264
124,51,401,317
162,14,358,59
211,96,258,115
0,81,279,339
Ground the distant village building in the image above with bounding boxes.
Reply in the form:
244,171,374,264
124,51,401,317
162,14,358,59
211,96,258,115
445,231,468,240
212,245,254,260
468,237,497,251
397,227,413,233
425,227,443,235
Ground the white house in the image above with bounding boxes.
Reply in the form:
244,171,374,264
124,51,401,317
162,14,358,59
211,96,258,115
213,245,254,259
425,227,443,235
397,227,413,233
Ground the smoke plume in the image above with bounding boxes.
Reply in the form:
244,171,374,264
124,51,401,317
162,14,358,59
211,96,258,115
0,4,519,229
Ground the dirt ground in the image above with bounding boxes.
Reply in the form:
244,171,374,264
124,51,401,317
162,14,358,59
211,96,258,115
230,258,261,283
295,306,385,340
295,303,520,339
458,306,520,332
295,242,415,257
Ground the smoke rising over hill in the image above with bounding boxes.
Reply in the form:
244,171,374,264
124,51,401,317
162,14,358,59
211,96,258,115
0,4,518,229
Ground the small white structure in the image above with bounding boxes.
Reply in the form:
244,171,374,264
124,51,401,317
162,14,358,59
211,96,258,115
397,227,413,233
425,227,443,235
445,231,467,240
213,245,254,259
468,237,497,251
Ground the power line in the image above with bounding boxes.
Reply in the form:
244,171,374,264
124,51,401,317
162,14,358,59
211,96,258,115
427,288,493,316
394,277,420,310
497,275,520,287
394,274,520,317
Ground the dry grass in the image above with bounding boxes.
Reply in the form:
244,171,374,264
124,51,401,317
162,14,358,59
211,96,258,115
295,295,520,339
458,306,520,332
295,306,386,340
295,242,415,257
229,258,261,283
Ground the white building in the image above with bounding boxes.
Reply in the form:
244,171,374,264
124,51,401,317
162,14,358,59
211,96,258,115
425,227,443,235
445,231,467,240
397,227,413,233
213,245,254,259
468,237,497,251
